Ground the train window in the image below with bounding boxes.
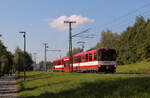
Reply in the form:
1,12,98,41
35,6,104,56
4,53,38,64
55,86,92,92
86,54,88,61
74,57,78,63
74,56,81,63
76,57,78,63
57,61,61,65
77,56,81,63
98,51,102,61
89,53,92,61
94,52,97,60
79,56,81,62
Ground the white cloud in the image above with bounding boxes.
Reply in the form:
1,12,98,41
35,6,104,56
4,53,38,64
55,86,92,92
49,15,94,31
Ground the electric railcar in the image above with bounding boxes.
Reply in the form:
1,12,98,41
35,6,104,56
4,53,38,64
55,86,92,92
52,48,117,73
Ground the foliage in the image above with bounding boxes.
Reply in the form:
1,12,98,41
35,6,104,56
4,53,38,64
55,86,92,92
17,71,150,98
95,29,120,49
0,40,13,76
46,61,53,70
39,61,44,69
39,61,53,70
117,16,149,64
13,47,33,72
94,16,150,65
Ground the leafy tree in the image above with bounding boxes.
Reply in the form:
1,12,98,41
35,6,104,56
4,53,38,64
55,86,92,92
39,61,44,69
0,40,13,75
39,61,53,70
143,19,150,59
46,61,53,70
13,47,33,72
95,30,120,49
24,52,33,70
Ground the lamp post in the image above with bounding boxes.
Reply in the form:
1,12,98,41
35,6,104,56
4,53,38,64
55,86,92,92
19,31,26,81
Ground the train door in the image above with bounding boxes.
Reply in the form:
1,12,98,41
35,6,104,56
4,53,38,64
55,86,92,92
62,60,64,72
64,61,69,72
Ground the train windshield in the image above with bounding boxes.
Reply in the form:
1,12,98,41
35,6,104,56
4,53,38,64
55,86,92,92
98,50,117,61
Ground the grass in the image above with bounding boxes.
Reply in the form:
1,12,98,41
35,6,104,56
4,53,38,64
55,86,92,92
116,61,150,74
17,71,150,98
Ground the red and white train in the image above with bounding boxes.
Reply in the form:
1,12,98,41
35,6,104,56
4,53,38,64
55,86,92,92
52,48,117,73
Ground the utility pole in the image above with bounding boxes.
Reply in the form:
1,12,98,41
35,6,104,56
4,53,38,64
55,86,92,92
43,43,61,71
64,21,76,72
43,43,48,71
19,31,26,81
63,22,90,72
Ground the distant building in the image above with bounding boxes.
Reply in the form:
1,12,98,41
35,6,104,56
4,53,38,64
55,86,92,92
32,63,40,71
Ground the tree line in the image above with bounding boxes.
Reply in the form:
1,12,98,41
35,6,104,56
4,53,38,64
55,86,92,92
70,16,150,65
0,44,33,76
94,16,150,65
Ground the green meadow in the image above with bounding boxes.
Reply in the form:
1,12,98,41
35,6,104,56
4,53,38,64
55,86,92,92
117,61,150,74
17,61,150,98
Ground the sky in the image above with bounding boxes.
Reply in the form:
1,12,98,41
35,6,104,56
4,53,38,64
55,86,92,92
0,0,150,63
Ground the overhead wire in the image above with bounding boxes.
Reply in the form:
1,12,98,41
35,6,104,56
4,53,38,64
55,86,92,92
109,9,150,32
96,2,150,29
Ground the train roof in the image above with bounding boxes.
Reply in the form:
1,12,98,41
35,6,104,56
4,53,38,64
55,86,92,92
73,48,115,57
53,56,69,62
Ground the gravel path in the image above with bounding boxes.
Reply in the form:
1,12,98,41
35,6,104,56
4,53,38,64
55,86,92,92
0,74,20,98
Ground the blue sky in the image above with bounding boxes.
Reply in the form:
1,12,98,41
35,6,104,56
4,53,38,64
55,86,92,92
0,0,150,62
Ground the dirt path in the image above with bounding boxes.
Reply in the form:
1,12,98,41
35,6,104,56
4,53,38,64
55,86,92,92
0,74,20,98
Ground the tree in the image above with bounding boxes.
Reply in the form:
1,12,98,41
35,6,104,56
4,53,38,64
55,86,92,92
13,47,33,72
46,61,53,70
39,61,53,70
39,61,44,69
24,52,33,70
0,40,13,75
95,29,120,49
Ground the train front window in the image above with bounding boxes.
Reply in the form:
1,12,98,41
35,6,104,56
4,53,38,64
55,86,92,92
57,61,61,65
98,50,116,61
